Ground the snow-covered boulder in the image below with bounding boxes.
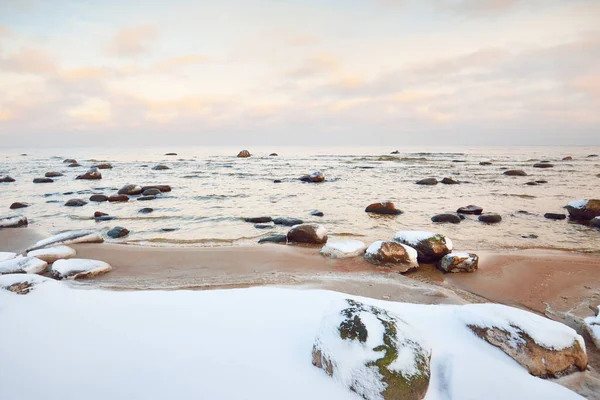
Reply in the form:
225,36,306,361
76,167,102,180
393,231,452,263
320,240,367,259
27,245,76,263
584,306,600,349
0,215,28,228
0,252,17,262
287,224,327,244
438,252,478,273
566,199,600,220
50,258,112,280
0,274,53,295
312,299,431,400
364,241,418,272
462,304,587,377
0,256,48,275
27,230,103,252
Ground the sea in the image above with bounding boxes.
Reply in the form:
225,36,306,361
1,146,599,253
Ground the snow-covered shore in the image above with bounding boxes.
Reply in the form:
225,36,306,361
0,277,585,400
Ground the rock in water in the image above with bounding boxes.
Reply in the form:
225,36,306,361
9,202,30,209
365,202,403,215
137,195,156,201
27,245,76,263
562,156,573,161
438,252,478,273
431,213,461,223
63,158,77,164
544,213,566,220
108,195,129,202
76,167,102,180
287,224,327,244
299,171,325,183
50,258,112,280
65,198,87,207
253,224,273,229
0,215,28,228
393,231,452,263
27,230,103,252
0,256,48,275
310,210,324,217
503,170,528,176
165,152,177,156
237,150,251,158
320,240,367,259
141,185,172,193
273,217,303,226
464,304,587,377
0,175,16,182
89,194,109,202
33,177,54,183
390,150,400,154
441,177,459,184
364,240,418,272
312,299,431,400
566,199,600,220
415,178,438,185
142,188,161,196
479,161,492,165
152,164,170,170
478,213,502,223
269,153,278,156
107,226,129,238
45,171,63,177
590,217,600,229
91,163,113,169
534,163,554,168
244,216,272,223
118,184,142,195
258,234,287,244
457,205,483,215
139,208,154,214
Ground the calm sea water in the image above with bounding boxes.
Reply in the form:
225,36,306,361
1,146,599,252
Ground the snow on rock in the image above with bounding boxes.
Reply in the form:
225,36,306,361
0,274,54,294
320,240,367,258
567,200,589,209
438,252,479,273
312,299,431,400
50,258,112,280
0,215,28,228
27,230,103,252
584,306,600,349
393,231,452,262
364,241,418,272
0,252,17,262
287,224,328,244
27,245,76,263
0,256,48,275
566,199,600,220
460,303,587,377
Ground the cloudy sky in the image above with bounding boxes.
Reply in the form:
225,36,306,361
0,0,599,147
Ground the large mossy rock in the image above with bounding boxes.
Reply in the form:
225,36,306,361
312,299,431,400
566,199,600,221
393,231,452,263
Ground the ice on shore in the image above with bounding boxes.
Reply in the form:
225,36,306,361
584,307,600,349
27,245,76,263
27,230,103,252
50,258,112,280
0,283,585,400
320,240,367,258
0,256,48,275
0,252,17,262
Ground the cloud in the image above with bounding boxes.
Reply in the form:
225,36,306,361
435,0,523,15
288,35,318,46
66,97,112,123
0,48,56,73
284,54,340,78
105,25,158,57
152,54,211,72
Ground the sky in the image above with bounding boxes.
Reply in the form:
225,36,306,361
0,0,599,147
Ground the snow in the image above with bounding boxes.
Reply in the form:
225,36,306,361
393,231,453,251
366,240,384,255
0,285,584,400
439,253,475,271
320,240,367,258
27,230,103,251
315,224,328,240
0,252,17,262
567,200,589,209
0,215,27,228
584,306,600,349
0,256,48,275
50,258,112,280
0,274,53,290
366,241,418,262
27,245,76,263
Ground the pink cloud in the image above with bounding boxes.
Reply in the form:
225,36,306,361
106,25,158,57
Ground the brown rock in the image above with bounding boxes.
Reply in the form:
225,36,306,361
364,241,418,272
365,202,403,215
237,150,251,158
65,199,87,207
89,194,109,202
416,178,438,185
478,213,502,223
92,163,113,169
76,167,102,180
0,176,16,183
10,202,30,210
441,177,459,185
33,178,54,183
118,184,142,195
287,223,327,244
457,205,483,215
141,185,172,193
438,253,478,272
566,200,600,220
300,171,325,183
504,170,527,176
152,164,170,170
108,194,129,202
94,211,108,218
45,171,63,177
63,158,77,164
533,163,554,168
562,156,573,161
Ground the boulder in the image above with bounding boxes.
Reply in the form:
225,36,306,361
364,240,418,272
416,178,438,185
91,163,113,169
67,162,81,167
118,184,142,195
365,201,403,215
525,181,539,186
137,195,156,201
566,199,600,220
441,177,459,185
50,258,112,280
254,224,273,229
431,213,461,224
152,164,170,170
244,216,272,223
287,223,327,244
108,195,129,202
139,208,154,214
107,226,129,238
464,304,587,377
94,211,108,218
478,213,502,223
438,252,478,273
310,210,324,217
0,175,16,183
141,185,172,193
45,171,63,177
457,205,483,215
312,299,431,400
300,171,325,183
479,161,492,166
544,213,566,220
584,306,600,349
0,256,48,275
320,240,367,259
258,234,287,244
273,217,304,226
27,245,76,263
269,153,278,156
65,198,87,207
0,215,28,228
393,231,452,263
533,163,554,168
63,158,77,164
27,230,103,252
390,150,400,154
33,177,54,183
591,217,600,229
89,194,109,202
9,202,29,210
237,150,251,158
503,170,527,176
562,156,573,161
142,188,161,196
273,180,282,183
587,154,598,158
76,167,102,180
165,152,177,156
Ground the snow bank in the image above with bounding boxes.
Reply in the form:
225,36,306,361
0,286,584,400
584,307,600,349
320,240,367,258
0,252,17,262
27,245,76,263
50,258,112,280
27,230,103,251
0,256,48,275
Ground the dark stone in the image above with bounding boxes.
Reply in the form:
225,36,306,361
390,150,400,154
137,195,156,201
254,224,273,229
457,205,483,215
310,210,324,217
63,192,74,195
118,184,142,195
95,215,115,221
525,181,539,186
478,213,502,223
590,217,600,228
161,228,178,232
244,217,272,223
92,163,113,169
431,213,461,223
365,202,402,215
504,170,527,176
273,180,282,183
108,195,129,202
536,180,548,184
107,226,129,238
94,211,108,218
479,161,492,165
65,199,87,207
587,154,598,158
89,194,109,202
300,171,325,183
452,160,466,163
517,210,534,215
139,208,154,214
142,188,161,196
544,213,566,220
287,223,327,244
441,177,459,185
0,176,16,183
76,168,102,180
63,158,77,164
152,164,170,170
533,163,554,168
416,178,438,185
562,156,573,161
45,171,63,177
10,202,30,209
273,217,304,226
141,185,171,193
566,200,600,220
33,178,53,183
67,162,81,167
258,234,287,244
522,234,538,239
237,150,251,158
269,153,278,156
165,152,177,156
